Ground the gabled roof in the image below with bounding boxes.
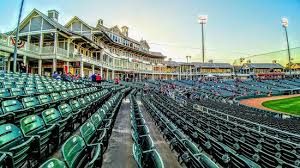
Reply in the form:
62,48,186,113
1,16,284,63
243,63,284,69
20,9,73,36
140,39,150,49
164,61,179,67
149,52,166,58
65,16,95,31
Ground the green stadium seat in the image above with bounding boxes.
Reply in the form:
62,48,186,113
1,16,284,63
0,88,12,100
80,121,106,151
58,103,81,127
61,135,102,168
10,88,25,98
39,157,67,168
20,115,59,159
50,92,63,105
0,152,14,167
24,87,37,96
2,99,33,122
60,91,70,100
38,94,53,107
42,108,73,142
0,123,39,168
37,86,47,94
132,143,164,168
22,96,44,114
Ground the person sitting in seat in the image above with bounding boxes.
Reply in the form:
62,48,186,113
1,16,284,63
95,73,102,83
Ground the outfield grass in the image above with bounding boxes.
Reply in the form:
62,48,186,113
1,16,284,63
262,96,300,116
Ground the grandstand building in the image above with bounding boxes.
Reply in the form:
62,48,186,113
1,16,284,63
0,9,298,80
0,9,172,80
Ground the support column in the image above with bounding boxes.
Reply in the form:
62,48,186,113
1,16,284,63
152,73,154,80
52,58,57,73
39,33,44,54
112,70,115,79
26,35,31,50
23,55,27,73
80,61,84,78
7,57,11,72
100,66,103,77
106,69,109,80
92,65,95,74
54,32,58,54
38,59,42,75
190,65,192,80
67,39,71,58
179,66,182,80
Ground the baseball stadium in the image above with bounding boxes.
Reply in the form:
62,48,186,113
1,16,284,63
0,0,299,168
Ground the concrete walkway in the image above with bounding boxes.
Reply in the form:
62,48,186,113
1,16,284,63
138,100,184,168
102,97,135,168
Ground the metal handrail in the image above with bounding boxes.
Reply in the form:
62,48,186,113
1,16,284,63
194,104,300,146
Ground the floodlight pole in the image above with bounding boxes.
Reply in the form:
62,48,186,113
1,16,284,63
198,15,207,63
281,18,291,76
201,23,205,63
284,26,291,76
13,0,25,73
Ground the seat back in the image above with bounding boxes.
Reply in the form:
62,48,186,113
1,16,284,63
90,113,102,129
60,91,70,100
37,86,47,94
42,108,62,125
39,157,67,168
80,122,96,144
0,124,25,151
58,103,73,118
69,100,81,111
10,88,25,97
51,93,62,102
22,96,40,109
62,135,86,168
1,100,23,113
132,143,143,168
24,87,37,95
38,94,52,105
0,88,11,98
0,124,32,168
150,150,165,168
67,90,75,98
20,115,45,136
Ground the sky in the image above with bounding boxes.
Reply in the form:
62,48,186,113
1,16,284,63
0,0,300,63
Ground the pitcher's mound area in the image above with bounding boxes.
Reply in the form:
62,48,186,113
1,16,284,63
240,94,300,116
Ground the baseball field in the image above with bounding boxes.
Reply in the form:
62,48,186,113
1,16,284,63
262,96,300,116
240,94,300,116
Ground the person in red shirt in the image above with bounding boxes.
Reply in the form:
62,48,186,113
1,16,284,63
114,77,120,84
96,73,102,83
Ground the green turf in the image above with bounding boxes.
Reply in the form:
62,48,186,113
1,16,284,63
262,96,300,116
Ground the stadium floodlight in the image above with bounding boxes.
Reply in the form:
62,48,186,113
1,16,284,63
13,0,25,73
198,15,208,63
281,17,291,76
281,17,288,27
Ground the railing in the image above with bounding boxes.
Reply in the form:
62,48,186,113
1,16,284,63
194,104,300,146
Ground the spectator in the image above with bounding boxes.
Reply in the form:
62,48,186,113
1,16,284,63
96,73,102,83
19,62,26,73
91,73,96,82
114,76,120,84
52,71,58,79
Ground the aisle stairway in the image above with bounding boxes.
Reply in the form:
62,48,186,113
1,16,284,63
138,99,183,168
102,97,135,168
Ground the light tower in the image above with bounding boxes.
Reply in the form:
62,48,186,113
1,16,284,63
281,17,291,76
198,15,208,63
13,0,25,73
